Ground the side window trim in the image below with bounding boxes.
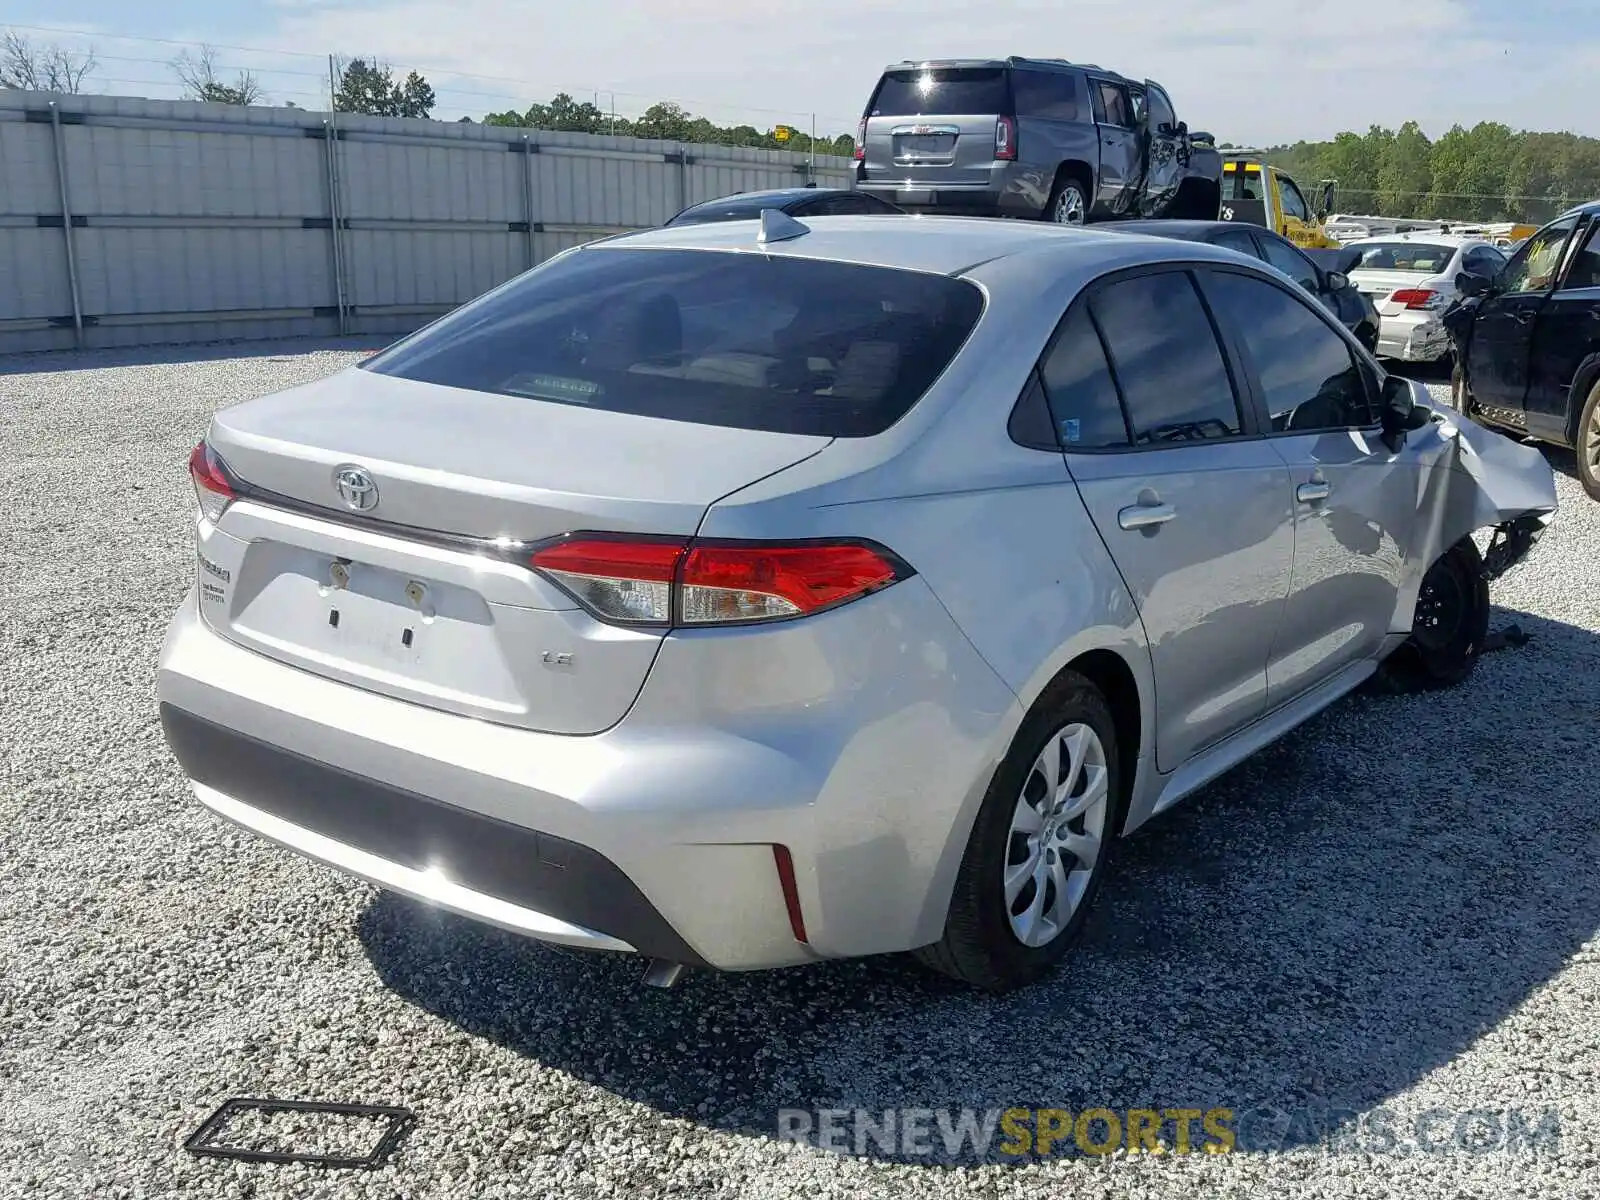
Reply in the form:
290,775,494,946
1196,264,1381,435
1030,263,1262,454
1556,219,1598,291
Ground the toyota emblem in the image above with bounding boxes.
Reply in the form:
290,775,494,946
333,464,379,512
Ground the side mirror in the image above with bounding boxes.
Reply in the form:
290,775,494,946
1455,270,1492,297
1319,181,1337,218
1325,270,1349,291
1188,129,1214,146
1379,374,1423,451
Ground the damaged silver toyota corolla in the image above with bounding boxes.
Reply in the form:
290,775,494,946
156,218,1558,993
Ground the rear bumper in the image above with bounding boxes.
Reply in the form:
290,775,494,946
1377,312,1451,362
858,182,1005,215
161,704,707,964
157,581,1018,971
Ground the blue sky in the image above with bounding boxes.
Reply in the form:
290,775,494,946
6,0,1600,143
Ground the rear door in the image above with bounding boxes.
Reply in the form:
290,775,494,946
861,66,1011,191
1087,78,1142,216
1466,214,1580,413
1199,266,1410,700
1526,217,1600,441
1041,267,1295,771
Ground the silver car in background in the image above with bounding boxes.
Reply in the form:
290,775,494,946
1344,233,1510,363
158,213,1556,993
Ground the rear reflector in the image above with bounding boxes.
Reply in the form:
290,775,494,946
1391,288,1438,310
772,845,808,943
188,440,235,524
528,535,911,628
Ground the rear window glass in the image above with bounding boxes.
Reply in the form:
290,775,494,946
669,198,784,226
871,68,1011,117
362,247,985,438
1351,242,1458,273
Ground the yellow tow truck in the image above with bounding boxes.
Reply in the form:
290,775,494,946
1217,150,1340,249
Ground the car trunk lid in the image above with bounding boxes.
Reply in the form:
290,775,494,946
199,368,829,734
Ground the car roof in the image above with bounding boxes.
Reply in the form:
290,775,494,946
584,213,1253,278
1095,220,1262,242
680,187,848,210
878,56,1129,82
1343,232,1481,248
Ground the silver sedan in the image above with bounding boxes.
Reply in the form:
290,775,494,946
157,212,1556,993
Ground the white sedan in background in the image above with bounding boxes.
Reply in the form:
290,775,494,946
1344,233,1510,364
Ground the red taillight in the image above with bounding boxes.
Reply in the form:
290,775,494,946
1391,288,1437,310
188,440,235,524
528,535,910,628
854,117,866,161
527,535,684,625
995,116,1016,161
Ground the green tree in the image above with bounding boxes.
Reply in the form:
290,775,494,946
333,58,435,119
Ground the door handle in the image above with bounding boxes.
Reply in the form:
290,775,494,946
1296,480,1331,504
1117,501,1176,530
1513,307,1535,324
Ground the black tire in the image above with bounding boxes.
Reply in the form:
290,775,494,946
915,671,1121,992
1042,172,1090,226
1375,538,1491,691
1576,379,1600,502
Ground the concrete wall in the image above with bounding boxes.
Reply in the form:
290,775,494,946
0,91,855,354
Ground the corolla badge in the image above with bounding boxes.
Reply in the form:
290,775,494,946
333,464,379,512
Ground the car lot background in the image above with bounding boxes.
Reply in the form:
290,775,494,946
2,339,1597,1199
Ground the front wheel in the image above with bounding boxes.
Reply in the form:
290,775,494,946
1376,538,1491,691
916,671,1120,992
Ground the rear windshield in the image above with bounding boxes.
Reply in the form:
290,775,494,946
669,196,788,225
1221,167,1265,201
363,247,985,437
870,67,1011,117
1351,242,1458,273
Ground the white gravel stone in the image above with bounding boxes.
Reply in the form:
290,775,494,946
1,345,1596,1199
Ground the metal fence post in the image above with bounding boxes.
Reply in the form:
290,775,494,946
325,56,350,335
522,134,536,271
47,100,85,349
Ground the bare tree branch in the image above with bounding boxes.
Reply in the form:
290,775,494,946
0,30,97,93
171,44,264,106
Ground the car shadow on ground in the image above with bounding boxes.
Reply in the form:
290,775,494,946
357,605,1600,1164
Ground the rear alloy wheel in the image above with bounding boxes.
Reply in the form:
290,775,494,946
1577,380,1600,501
916,671,1119,991
1047,179,1088,226
1375,538,1491,691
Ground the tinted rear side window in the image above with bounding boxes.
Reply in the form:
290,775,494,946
1012,69,1080,121
1038,308,1128,449
871,68,1011,116
1089,271,1243,443
363,247,985,438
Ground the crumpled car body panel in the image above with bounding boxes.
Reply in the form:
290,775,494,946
1390,380,1558,628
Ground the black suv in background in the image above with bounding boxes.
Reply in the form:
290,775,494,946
854,58,1223,225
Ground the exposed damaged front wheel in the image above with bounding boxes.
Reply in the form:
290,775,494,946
1375,539,1491,693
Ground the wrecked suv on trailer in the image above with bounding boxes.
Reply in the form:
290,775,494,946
854,57,1223,225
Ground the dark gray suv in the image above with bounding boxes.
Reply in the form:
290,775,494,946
854,58,1222,225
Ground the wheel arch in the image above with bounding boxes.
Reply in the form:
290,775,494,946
1564,351,1600,447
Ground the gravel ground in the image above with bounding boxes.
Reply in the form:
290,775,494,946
2,339,1598,1200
